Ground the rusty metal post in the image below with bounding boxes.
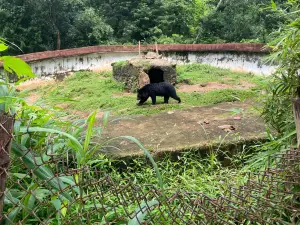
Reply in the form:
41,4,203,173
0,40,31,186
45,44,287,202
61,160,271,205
139,41,141,56
0,112,14,222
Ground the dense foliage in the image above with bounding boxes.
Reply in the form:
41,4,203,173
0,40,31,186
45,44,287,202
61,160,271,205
0,0,288,54
262,0,300,136
1,1,300,223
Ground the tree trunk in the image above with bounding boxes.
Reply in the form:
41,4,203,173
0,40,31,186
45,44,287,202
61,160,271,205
292,97,300,146
57,30,61,50
0,112,14,222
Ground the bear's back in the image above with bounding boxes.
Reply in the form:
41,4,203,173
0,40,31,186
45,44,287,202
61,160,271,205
144,82,174,96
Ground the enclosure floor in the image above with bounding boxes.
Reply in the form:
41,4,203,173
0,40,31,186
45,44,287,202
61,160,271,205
100,101,267,159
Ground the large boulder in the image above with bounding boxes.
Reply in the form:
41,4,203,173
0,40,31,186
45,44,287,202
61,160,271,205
112,53,177,92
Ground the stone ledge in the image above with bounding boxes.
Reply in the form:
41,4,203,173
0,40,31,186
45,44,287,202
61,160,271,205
98,101,268,160
16,43,269,63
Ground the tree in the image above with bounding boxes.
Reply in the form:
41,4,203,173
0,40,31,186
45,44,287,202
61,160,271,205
0,0,113,53
196,0,286,43
67,8,113,47
262,1,300,139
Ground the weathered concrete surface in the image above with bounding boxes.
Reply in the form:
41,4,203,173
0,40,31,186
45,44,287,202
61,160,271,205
112,56,177,91
9,44,275,78
100,101,267,159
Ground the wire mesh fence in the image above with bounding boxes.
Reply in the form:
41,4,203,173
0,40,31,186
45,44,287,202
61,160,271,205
1,115,300,224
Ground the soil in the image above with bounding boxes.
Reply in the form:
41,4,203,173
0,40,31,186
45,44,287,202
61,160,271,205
112,92,133,98
177,82,255,93
16,79,55,92
26,92,41,105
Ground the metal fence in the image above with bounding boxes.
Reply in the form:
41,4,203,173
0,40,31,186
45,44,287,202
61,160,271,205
1,116,300,224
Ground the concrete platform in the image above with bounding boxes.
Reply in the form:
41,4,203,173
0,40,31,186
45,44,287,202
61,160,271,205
100,101,267,159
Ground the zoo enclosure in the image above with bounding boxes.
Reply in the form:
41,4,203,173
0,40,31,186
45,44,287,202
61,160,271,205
7,43,275,77
0,112,299,224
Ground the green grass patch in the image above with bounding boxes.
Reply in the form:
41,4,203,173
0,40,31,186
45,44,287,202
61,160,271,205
109,89,255,116
32,64,266,116
36,71,258,116
177,63,267,88
113,60,128,68
113,152,249,197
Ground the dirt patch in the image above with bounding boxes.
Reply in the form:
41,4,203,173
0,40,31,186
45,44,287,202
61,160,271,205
61,110,106,120
57,103,71,109
26,92,41,105
177,82,255,93
17,79,55,92
112,92,134,98
238,81,256,89
91,66,113,73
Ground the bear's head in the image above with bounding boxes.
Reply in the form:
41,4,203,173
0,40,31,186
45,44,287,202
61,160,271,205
137,88,149,105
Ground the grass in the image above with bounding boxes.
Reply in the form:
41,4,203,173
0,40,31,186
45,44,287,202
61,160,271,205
117,151,249,196
113,60,129,68
31,64,266,117
177,63,267,88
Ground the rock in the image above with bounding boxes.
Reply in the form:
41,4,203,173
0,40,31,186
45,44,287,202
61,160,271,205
203,120,210,124
145,52,162,59
218,125,236,132
183,79,193,85
233,116,241,120
198,120,210,125
112,54,177,92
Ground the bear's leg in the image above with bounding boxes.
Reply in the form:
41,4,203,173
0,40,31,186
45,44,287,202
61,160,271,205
171,95,181,103
137,97,149,106
164,95,170,104
151,95,156,105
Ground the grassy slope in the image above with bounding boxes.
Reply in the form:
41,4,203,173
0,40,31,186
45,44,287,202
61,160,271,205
35,64,266,116
177,64,266,87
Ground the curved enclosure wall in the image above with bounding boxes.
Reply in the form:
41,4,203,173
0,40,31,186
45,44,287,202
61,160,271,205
14,44,276,78
163,52,275,75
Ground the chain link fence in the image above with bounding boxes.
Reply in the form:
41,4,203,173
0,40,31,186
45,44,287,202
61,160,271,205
1,114,300,224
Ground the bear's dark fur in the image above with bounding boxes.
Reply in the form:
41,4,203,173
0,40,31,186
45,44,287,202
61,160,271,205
137,82,181,105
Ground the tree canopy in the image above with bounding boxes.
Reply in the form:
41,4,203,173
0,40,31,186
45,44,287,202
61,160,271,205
0,0,289,54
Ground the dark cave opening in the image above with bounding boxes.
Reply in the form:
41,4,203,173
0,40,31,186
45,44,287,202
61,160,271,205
147,68,165,83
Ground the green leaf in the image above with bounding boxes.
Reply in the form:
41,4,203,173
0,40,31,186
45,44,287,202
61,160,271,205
61,200,68,217
0,56,35,79
12,173,28,179
19,126,84,158
5,207,21,225
22,184,38,218
104,136,164,190
60,176,80,194
11,143,74,201
4,191,19,205
103,111,110,127
128,200,159,225
51,198,69,218
84,111,97,158
51,198,62,211
271,0,277,9
0,81,9,111
0,43,8,52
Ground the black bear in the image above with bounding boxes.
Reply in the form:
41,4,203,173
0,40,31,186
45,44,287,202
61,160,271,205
137,82,181,105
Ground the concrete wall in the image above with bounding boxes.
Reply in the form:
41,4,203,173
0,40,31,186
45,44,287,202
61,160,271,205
14,44,275,77
162,52,276,75
30,52,137,78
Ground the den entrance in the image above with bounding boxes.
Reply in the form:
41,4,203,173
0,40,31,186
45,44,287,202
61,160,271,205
112,55,177,91
147,68,165,84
